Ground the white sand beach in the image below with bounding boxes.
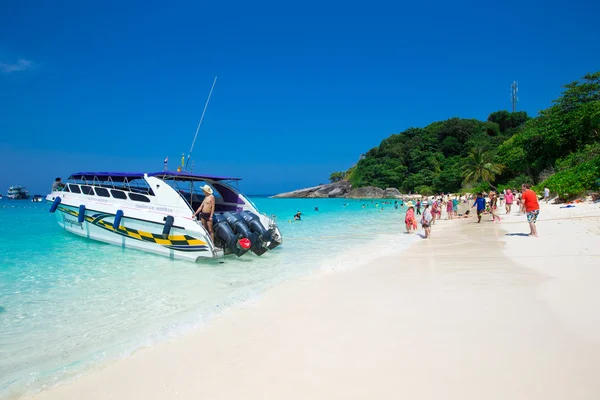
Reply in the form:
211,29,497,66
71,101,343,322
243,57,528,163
28,202,600,400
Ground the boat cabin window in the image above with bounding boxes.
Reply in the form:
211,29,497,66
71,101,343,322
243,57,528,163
81,185,94,195
128,193,151,203
110,190,127,199
94,187,110,197
67,175,154,196
69,184,81,194
63,185,70,192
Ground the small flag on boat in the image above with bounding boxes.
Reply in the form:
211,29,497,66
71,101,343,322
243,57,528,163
163,156,168,171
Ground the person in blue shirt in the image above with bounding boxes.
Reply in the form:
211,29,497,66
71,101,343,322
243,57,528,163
472,193,486,223
452,197,459,217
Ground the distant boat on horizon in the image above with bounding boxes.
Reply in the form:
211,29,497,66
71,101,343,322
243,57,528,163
7,185,30,200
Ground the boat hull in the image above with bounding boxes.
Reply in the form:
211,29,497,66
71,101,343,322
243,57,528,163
54,204,222,262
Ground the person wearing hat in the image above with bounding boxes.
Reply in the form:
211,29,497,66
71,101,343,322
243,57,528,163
404,201,417,233
193,184,216,242
420,200,433,239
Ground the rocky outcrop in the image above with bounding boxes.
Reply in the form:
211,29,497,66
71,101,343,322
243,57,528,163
383,188,401,198
272,181,352,198
346,186,384,198
272,181,403,199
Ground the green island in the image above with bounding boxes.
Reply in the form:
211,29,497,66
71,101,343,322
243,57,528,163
331,71,600,201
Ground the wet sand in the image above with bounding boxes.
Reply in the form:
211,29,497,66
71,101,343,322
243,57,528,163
29,202,600,400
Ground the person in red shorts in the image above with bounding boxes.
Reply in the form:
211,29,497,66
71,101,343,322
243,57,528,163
520,183,540,237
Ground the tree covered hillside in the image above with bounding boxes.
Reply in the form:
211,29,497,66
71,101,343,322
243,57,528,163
347,112,528,194
339,71,600,199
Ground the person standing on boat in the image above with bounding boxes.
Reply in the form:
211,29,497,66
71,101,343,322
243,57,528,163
193,185,215,242
52,177,65,191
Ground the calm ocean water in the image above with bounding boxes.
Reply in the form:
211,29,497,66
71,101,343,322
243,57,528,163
0,197,416,398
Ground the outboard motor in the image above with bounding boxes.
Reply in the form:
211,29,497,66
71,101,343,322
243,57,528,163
222,212,263,255
212,214,250,257
240,211,273,255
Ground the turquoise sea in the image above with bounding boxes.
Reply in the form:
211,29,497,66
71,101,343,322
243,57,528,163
0,197,415,398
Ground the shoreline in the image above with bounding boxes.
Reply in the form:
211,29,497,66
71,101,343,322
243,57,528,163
26,202,600,400
4,203,421,400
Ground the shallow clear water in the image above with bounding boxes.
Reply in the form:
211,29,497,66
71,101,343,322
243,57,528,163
0,197,415,398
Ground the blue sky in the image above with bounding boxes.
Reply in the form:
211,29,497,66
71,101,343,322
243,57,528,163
1,0,599,195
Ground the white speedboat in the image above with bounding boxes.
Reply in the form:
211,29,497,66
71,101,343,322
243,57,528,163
46,171,282,262
7,185,30,200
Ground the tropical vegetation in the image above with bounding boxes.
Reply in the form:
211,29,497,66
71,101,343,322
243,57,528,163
330,71,600,200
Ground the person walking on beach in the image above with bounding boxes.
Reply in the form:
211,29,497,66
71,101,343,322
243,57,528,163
544,187,550,204
421,201,432,239
446,197,454,220
404,201,417,233
472,193,486,223
416,200,421,215
489,191,500,222
431,200,439,225
452,196,459,217
505,189,514,214
521,184,540,237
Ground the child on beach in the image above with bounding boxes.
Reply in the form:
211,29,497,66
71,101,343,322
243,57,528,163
446,198,453,220
421,201,432,238
404,201,417,233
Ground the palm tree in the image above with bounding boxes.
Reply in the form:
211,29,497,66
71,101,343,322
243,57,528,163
462,148,505,189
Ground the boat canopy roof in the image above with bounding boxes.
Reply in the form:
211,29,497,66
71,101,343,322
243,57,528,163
69,171,241,182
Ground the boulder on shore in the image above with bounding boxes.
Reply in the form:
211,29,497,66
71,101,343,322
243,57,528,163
272,181,352,198
346,186,385,198
383,188,402,198
272,182,403,199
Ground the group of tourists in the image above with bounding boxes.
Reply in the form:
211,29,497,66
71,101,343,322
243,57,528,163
403,196,462,239
402,184,543,238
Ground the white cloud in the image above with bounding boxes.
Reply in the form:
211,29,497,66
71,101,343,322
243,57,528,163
0,59,35,73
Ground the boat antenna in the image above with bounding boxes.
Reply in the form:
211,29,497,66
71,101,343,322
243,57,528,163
185,76,217,171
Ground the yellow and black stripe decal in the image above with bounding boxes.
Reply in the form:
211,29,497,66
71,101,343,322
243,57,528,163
58,206,208,251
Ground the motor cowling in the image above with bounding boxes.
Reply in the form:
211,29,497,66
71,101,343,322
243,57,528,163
212,214,249,257
240,210,273,244
223,212,264,255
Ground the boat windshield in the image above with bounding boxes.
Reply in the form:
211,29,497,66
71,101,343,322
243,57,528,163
67,174,155,196
157,177,245,213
